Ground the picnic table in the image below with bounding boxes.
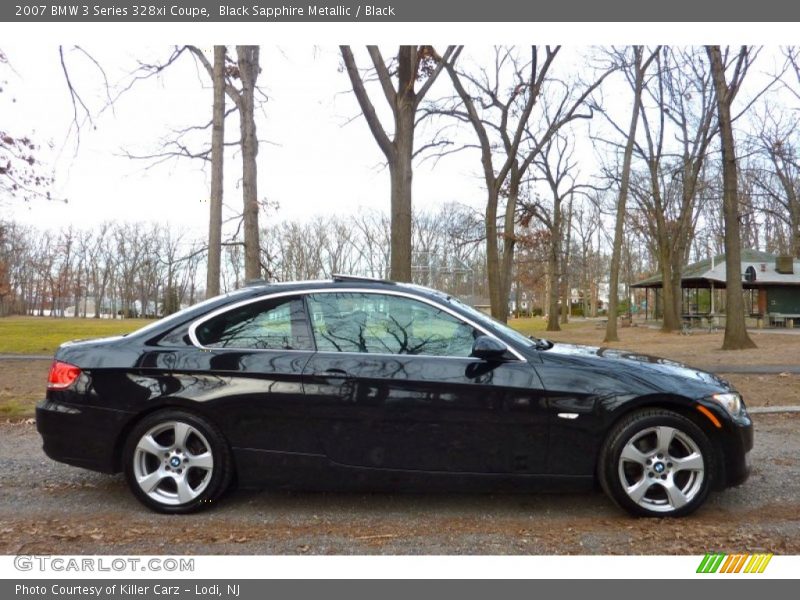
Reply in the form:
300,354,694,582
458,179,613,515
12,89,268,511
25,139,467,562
769,313,800,328
681,313,720,334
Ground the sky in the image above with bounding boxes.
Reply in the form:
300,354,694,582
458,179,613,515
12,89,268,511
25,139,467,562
2,44,494,237
1,39,796,252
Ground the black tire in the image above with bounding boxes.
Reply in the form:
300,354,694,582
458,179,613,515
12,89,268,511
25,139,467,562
598,408,715,518
123,409,233,514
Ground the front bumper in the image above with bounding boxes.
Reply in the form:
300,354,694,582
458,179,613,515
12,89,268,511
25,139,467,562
719,411,753,488
36,398,133,474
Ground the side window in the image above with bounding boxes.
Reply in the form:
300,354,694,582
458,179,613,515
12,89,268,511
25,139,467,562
194,297,312,350
306,293,479,357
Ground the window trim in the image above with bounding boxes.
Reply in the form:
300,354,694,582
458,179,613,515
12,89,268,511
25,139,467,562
187,288,526,361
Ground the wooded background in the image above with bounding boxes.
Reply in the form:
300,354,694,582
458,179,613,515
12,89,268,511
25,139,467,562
3,45,799,350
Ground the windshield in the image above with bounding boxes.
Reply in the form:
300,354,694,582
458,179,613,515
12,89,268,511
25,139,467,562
448,298,537,349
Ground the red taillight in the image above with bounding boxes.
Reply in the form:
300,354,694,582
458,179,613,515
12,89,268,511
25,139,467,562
47,361,82,390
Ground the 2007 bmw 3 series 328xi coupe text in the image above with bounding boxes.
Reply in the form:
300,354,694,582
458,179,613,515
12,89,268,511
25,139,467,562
36,276,752,516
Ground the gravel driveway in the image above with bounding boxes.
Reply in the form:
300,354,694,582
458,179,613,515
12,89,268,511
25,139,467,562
1,414,798,555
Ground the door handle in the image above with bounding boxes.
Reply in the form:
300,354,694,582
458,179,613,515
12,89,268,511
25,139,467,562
317,368,353,380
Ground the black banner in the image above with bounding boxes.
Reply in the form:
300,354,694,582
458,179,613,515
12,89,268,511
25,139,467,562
3,0,800,22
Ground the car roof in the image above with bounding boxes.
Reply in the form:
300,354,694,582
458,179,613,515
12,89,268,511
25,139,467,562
243,277,448,300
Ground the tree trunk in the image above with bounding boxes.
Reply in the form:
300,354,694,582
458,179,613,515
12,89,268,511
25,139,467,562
498,249,514,321
340,46,454,283
387,46,422,282
670,264,683,318
707,46,756,350
659,246,681,332
497,169,521,323
546,201,562,332
789,197,800,258
237,45,261,282
560,194,573,325
485,186,505,321
605,47,646,343
583,284,590,319
206,45,226,297
390,97,414,282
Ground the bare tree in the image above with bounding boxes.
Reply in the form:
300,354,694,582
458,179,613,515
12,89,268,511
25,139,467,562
571,199,604,319
206,46,226,297
235,46,262,281
438,46,612,322
339,45,456,282
352,210,392,278
751,107,800,257
599,47,718,332
131,45,266,284
706,45,757,350
86,224,114,318
1,50,54,203
525,134,589,331
604,46,659,342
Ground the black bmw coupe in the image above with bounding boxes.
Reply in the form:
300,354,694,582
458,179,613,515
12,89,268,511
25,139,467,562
36,275,752,516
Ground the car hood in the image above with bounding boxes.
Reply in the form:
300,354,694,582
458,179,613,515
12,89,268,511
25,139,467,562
537,341,733,398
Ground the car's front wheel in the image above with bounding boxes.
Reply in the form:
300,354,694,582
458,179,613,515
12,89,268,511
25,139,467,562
123,409,232,513
599,408,715,517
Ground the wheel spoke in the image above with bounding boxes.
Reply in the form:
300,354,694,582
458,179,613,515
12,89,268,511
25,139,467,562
137,434,167,457
173,422,192,450
137,469,167,493
188,452,213,470
661,480,689,509
626,477,652,504
672,452,704,472
175,475,198,504
620,442,648,466
655,426,676,455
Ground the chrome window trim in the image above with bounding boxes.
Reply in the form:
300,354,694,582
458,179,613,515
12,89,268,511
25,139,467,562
187,287,526,361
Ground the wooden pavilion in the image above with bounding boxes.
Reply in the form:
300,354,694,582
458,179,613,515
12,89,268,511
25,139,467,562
631,249,800,327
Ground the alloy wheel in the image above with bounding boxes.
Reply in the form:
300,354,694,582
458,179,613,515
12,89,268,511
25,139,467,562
617,425,705,513
132,421,214,506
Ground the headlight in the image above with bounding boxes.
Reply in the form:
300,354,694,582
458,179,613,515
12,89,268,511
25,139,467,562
710,392,743,416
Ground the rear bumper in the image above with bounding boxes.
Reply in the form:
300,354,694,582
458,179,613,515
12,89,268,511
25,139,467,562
36,398,133,474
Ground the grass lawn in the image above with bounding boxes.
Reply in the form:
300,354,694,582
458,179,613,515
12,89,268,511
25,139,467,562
0,316,154,355
0,315,570,354
0,395,38,419
508,316,584,336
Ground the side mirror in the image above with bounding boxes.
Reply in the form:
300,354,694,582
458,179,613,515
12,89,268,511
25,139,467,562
471,335,509,361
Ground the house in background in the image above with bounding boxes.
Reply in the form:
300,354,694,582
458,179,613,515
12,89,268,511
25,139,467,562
631,249,800,327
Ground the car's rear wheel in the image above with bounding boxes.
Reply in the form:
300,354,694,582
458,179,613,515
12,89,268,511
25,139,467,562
599,408,714,517
123,409,232,513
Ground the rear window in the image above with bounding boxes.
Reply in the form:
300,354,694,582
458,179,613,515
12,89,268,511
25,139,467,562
132,289,255,342
194,296,312,351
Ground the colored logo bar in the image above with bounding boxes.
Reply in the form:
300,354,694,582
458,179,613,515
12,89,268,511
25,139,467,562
697,552,773,573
